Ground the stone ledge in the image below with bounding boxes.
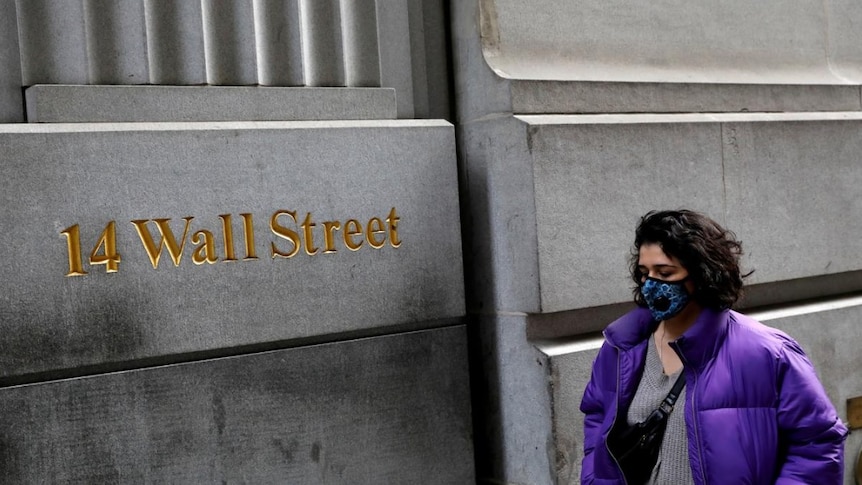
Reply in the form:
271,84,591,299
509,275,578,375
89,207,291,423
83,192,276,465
25,85,398,123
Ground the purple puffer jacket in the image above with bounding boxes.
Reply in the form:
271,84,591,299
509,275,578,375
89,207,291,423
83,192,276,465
580,307,847,484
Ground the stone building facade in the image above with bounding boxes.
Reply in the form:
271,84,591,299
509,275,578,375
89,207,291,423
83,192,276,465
1,1,861,483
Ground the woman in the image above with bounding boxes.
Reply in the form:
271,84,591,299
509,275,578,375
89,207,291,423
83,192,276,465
580,210,847,484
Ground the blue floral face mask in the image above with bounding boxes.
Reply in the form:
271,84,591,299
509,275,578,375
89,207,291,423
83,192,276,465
640,276,691,321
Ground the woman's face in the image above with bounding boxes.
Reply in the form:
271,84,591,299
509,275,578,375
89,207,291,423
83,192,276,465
637,243,690,284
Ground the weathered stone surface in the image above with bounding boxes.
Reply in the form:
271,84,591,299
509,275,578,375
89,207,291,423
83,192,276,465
0,325,475,484
201,0,257,85
84,0,149,85
25,85,397,122
462,112,862,314
0,0,22,122
17,0,89,85
299,0,344,87
0,120,464,379
722,118,862,285
376,1,414,118
452,0,862,121
527,115,725,312
143,0,207,84
254,0,304,86
509,81,862,115
469,314,555,485
544,299,862,484
480,0,862,84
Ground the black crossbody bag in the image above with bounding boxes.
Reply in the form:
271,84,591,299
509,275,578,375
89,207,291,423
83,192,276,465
607,372,686,485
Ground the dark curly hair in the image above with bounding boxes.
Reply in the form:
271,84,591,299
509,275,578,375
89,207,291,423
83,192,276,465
630,210,747,310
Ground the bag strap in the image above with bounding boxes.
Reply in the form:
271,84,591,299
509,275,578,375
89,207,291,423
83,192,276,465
657,371,686,415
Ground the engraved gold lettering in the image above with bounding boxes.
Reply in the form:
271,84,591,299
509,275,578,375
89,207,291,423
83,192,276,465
131,217,194,269
60,224,88,276
240,213,258,260
219,214,237,262
191,230,218,265
302,212,319,256
366,217,386,249
343,219,363,251
386,207,401,248
270,210,300,259
322,221,341,253
89,220,121,273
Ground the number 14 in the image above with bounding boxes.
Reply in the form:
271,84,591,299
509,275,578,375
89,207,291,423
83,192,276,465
60,221,122,276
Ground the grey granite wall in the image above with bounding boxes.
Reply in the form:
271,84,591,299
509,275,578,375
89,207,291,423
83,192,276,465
453,1,862,483
0,3,470,482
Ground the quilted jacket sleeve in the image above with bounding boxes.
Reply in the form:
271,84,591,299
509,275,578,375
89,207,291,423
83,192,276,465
579,342,612,485
774,340,848,485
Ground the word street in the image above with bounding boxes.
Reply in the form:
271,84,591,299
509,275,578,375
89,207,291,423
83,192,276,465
60,208,401,277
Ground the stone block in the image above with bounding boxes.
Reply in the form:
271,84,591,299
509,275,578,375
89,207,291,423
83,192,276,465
462,112,862,315
25,85,397,122
722,117,862,286
0,325,475,484
0,0,22,122
451,0,862,121
0,120,464,379
480,0,862,84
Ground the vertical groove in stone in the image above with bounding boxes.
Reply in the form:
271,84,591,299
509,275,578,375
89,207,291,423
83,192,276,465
16,0,89,85
252,0,303,86
340,0,380,87
1,0,23,121
418,0,449,120
83,0,148,84
299,0,344,87
143,0,206,85
201,0,258,85
406,0,429,117
376,1,414,118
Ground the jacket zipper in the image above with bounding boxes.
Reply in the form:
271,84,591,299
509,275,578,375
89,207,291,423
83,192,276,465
605,342,629,485
675,344,708,485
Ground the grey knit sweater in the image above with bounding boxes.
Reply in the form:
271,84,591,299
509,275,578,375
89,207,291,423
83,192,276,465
626,338,695,485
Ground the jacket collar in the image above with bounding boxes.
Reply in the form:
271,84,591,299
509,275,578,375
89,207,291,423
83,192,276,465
672,307,730,371
604,306,730,370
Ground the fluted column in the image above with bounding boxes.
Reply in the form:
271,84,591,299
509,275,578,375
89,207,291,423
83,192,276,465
253,0,304,86
84,0,148,84
17,0,89,85
340,0,380,87
202,0,258,85
143,0,206,84
299,0,344,86
0,0,22,121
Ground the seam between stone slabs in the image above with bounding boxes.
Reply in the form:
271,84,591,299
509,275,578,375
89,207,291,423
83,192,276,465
536,292,862,357
514,112,862,125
